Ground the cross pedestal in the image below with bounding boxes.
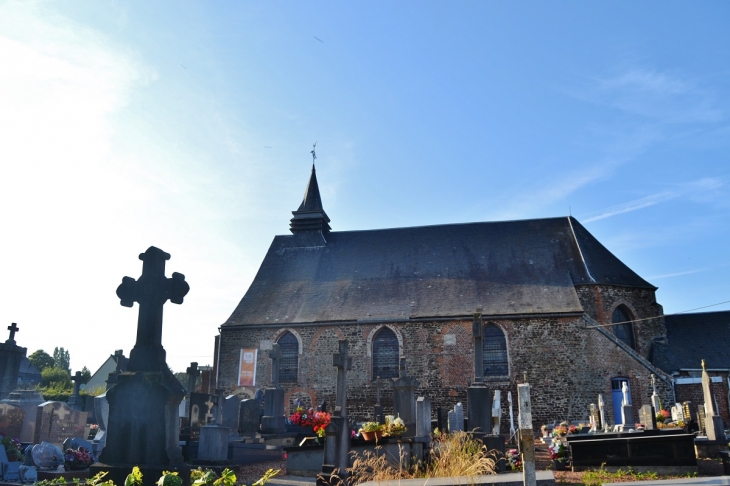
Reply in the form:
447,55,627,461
93,247,189,486
261,343,285,435
68,371,85,410
393,357,417,437
319,341,351,486
467,313,491,437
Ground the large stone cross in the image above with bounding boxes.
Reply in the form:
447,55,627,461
333,340,352,412
269,343,282,388
6,322,18,343
376,376,381,405
472,312,484,383
186,362,200,394
71,371,83,396
116,246,189,372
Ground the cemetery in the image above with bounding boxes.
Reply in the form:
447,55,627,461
0,245,729,486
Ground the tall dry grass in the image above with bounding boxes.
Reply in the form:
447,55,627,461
346,431,499,485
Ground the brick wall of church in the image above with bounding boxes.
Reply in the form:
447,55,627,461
575,284,666,359
674,379,730,424
218,307,674,432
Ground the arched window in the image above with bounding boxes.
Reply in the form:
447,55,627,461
483,323,509,377
277,332,299,383
372,327,399,379
612,306,636,350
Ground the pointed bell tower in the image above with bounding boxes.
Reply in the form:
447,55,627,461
290,144,331,234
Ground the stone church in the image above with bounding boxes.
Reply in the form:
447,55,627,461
216,164,680,430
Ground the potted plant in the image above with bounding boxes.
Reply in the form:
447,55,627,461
383,416,407,438
1,436,22,462
63,447,95,471
359,422,383,441
549,441,568,470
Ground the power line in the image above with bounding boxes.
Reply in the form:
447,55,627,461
588,298,730,329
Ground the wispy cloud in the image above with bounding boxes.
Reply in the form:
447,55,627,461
647,268,710,280
582,177,726,223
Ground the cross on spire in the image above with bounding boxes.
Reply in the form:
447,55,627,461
310,142,317,165
116,246,189,372
6,323,18,343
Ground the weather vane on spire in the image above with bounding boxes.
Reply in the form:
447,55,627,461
310,142,317,165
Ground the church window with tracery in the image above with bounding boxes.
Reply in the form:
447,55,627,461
483,323,509,377
277,332,299,383
372,327,399,379
612,306,636,349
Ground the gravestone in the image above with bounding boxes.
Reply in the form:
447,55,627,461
92,392,109,456
620,382,633,426
392,358,417,437
650,374,661,413
466,313,491,436
0,323,26,400
198,425,230,461
221,395,241,437
436,407,447,433
189,392,216,438
318,340,352,486
700,360,726,442
598,394,608,432
93,246,190,486
34,401,88,446
261,344,285,435
683,401,698,432
697,407,706,436
517,383,536,486
0,389,45,442
638,404,656,430
185,362,200,417
491,390,501,435
373,377,384,423
671,403,684,423
317,400,326,412
67,371,85,411
590,404,601,432
415,396,431,445
0,403,25,440
238,399,261,437
507,391,516,441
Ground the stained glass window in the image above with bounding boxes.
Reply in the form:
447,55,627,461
612,306,635,349
278,332,299,383
372,327,399,379
483,324,508,377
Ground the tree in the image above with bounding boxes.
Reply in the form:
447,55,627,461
53,347,71,372
41,367,71,388
80,366,91,383
28,350,55,372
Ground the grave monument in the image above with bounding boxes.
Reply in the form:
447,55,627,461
92,246,190,486
67,371,85,411
318,340,351,486
700,359,726,442
392,357,417,437
466,312,491,436
517,383,536,486
260,344,286,435
0,323,26,400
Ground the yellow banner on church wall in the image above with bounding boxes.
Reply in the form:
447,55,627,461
238,348,257,387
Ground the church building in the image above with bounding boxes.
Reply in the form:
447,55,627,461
217,164,680,429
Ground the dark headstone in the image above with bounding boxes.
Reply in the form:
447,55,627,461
93,247,190,486
467,313,491,436
317,400,326,413
638,404,656,430
0,403,25,439
67,371,84,410
260,344,285,435
319,340,352,486
621,403,634,427
697,407,706,435
0,389,44,442
189,392,216,438
221,395,241,435
238,399,261,437
0,323,26,400
34,401,88,446
393,358,417,437
683,401,698,432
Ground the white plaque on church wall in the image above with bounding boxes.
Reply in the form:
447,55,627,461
444,334,456,346
259,339,273,350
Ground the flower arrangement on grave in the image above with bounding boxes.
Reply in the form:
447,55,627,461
359,422,383,433
383,415,407,437
549,441,566,462
1,435,22,460
288,407,332,437
568,425,578,435
656,409,670,423
552,425,567,437
505,448,522,471
64,446,96,470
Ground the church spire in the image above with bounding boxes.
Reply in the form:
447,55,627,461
290,144,331,234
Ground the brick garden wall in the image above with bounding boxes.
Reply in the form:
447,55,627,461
674,378,730,425
218,284,675,432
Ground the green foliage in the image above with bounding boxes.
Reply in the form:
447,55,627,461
53,347,71,373
29,350,55,372
81,366,92,383
157,471,183,486
580,464,698,486
216,469,238,486
41,367,71,387
80,384,107,397
190,467,237,486
39,382,72,402
125,466,143,486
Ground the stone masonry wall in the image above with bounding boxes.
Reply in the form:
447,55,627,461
675,378,730,425
218,312,674,432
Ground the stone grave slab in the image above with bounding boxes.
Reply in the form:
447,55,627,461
238,399,261,437
221,395,241,436
0,403,25,439
34,401,88,446
0,389,45,442
189,392,216,439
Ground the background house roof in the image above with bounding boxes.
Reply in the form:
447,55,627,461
652,310,730,373
224,216,654,326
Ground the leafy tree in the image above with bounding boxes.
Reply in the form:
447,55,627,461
81,366,91,383
53,347,71,372
28,350,55,372
41,367,71,388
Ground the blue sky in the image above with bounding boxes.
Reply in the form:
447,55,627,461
0,1,728,374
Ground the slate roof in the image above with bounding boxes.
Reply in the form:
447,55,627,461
652,311,730,373
224,216,654,326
